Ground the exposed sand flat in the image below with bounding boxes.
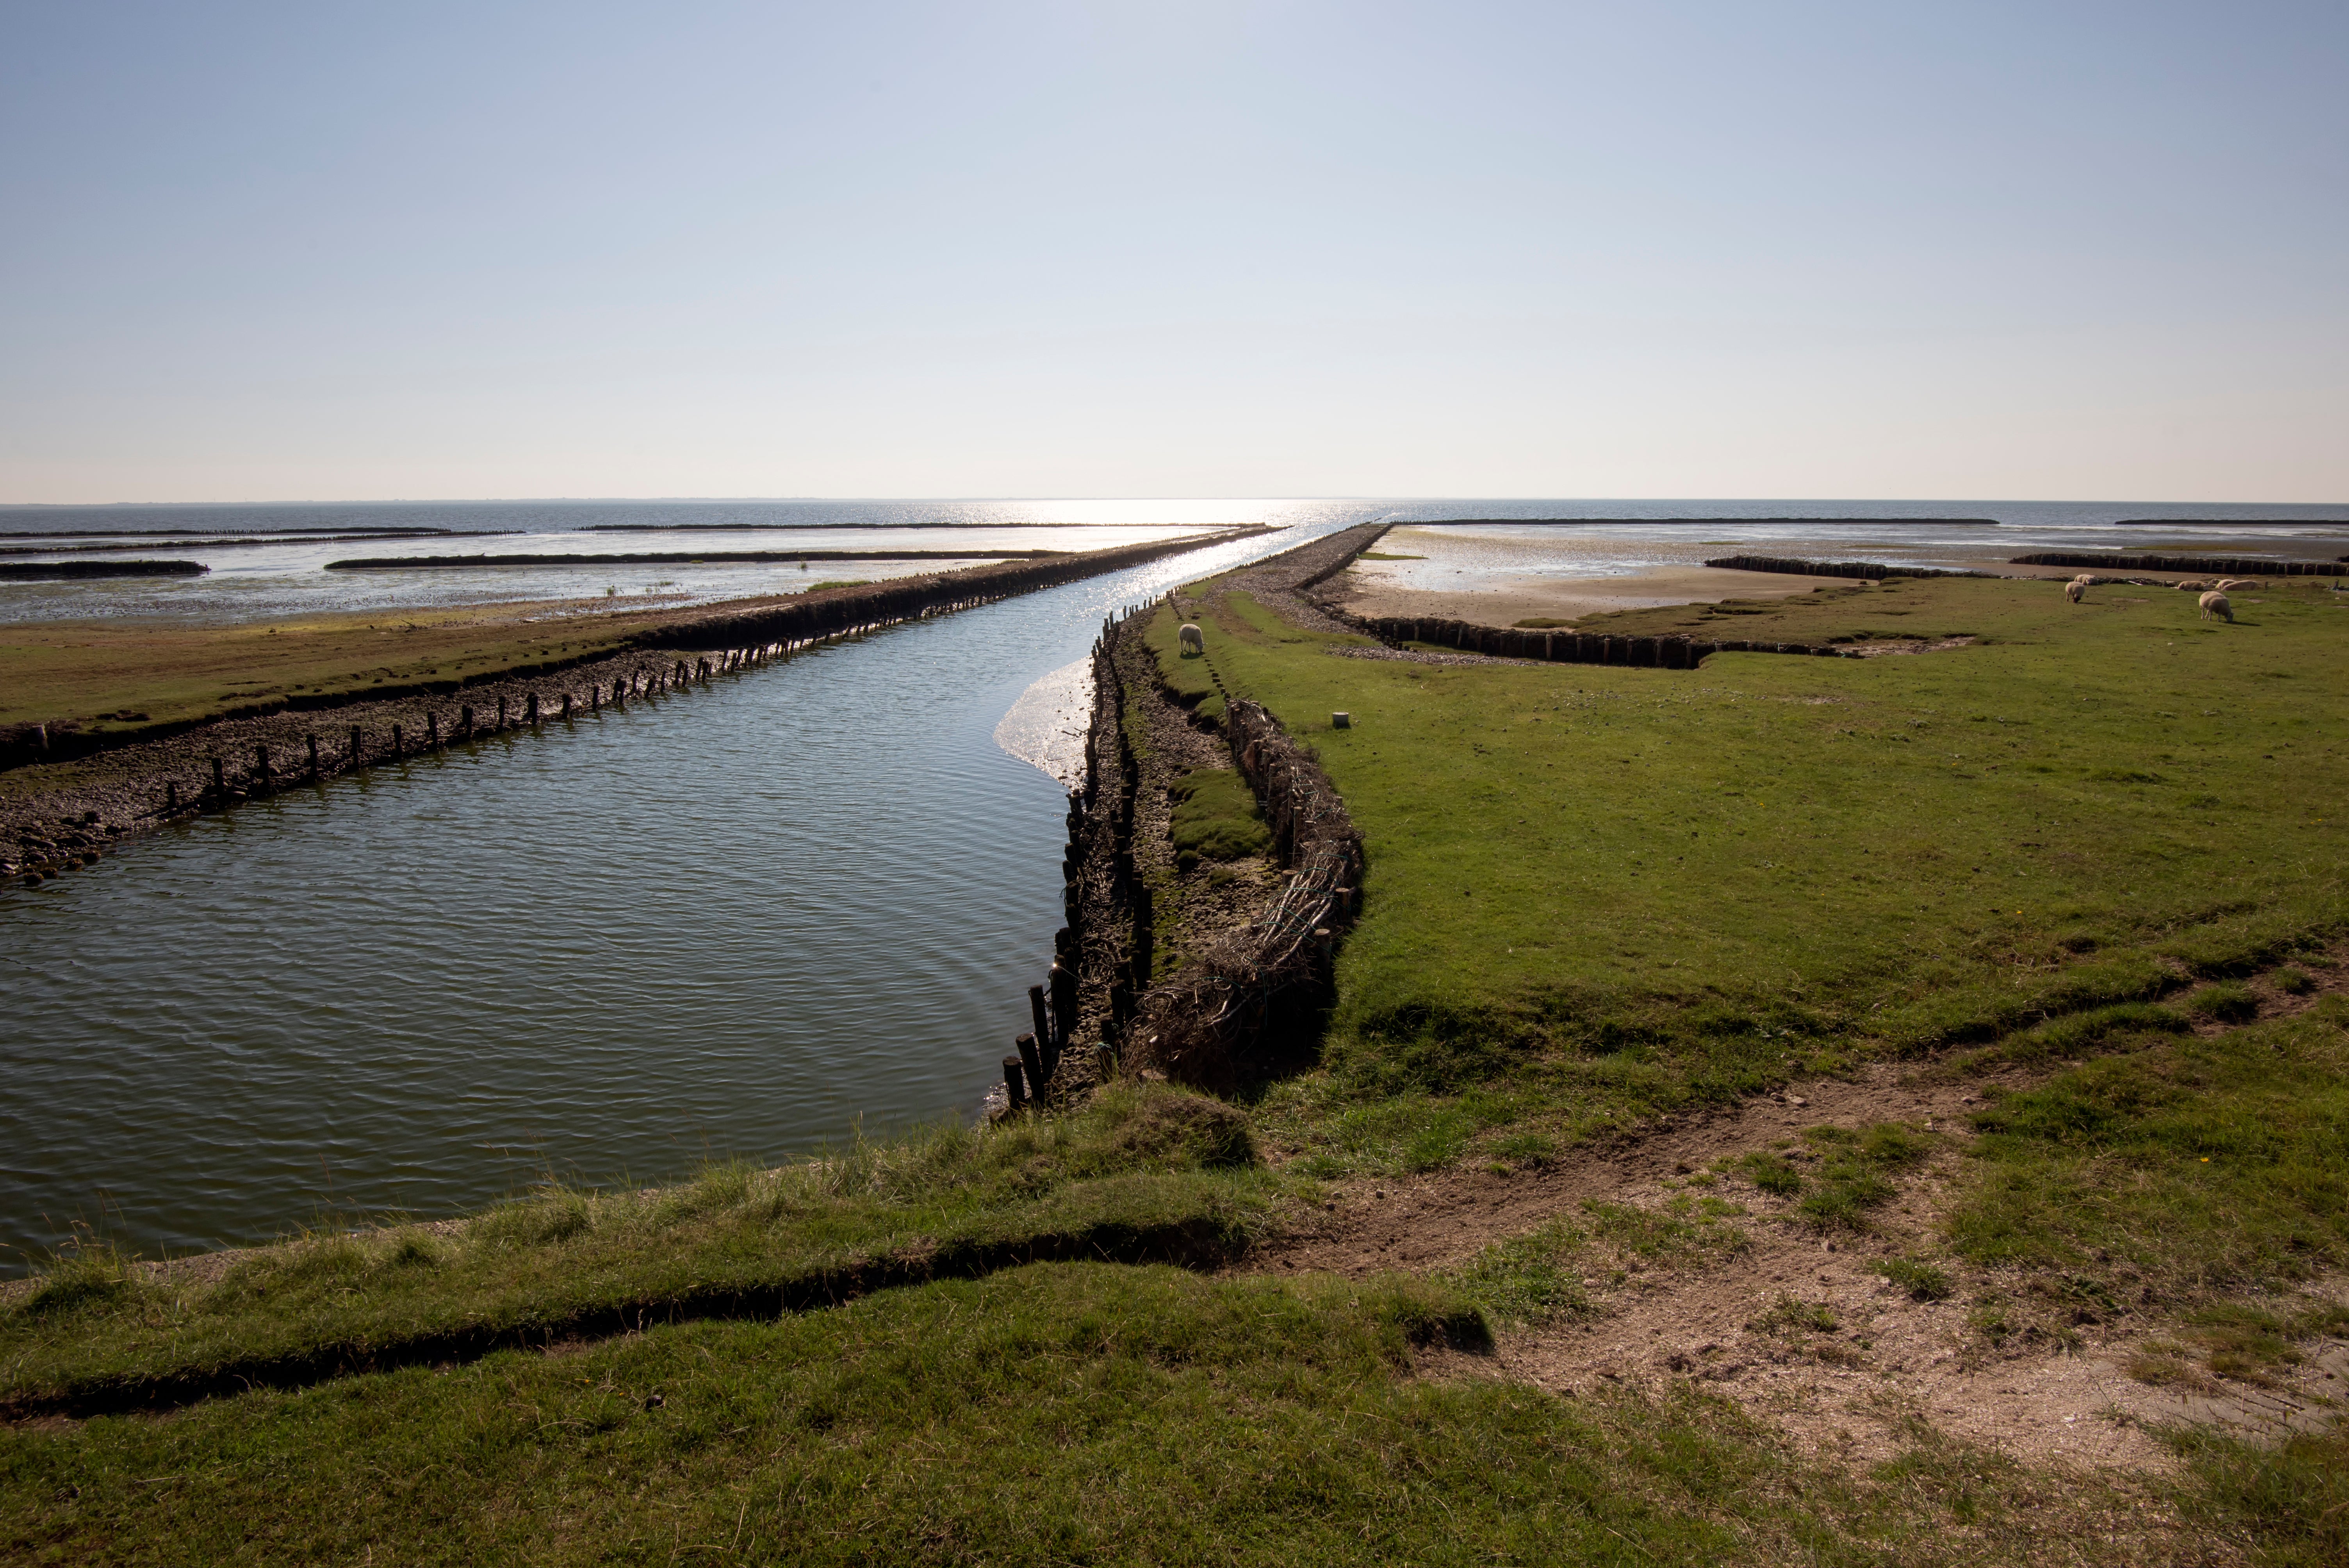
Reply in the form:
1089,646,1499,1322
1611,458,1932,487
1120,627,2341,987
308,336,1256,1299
1331,564,1850,626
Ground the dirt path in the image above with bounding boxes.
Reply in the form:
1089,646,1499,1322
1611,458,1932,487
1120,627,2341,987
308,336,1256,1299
1242,966,2349,1475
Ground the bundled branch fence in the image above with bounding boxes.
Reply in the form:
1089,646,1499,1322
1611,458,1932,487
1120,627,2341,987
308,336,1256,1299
1340,615,1858,665
1701,554,1994,582
2007,551,2345,577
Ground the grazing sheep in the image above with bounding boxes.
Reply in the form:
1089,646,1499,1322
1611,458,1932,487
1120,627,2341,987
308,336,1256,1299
1178,622,1206,655
2199,591,2233,622
2065,579,2087,604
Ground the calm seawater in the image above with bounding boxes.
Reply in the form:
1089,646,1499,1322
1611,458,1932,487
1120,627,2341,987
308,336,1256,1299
5,497,2345,1267
0,508,1351,1267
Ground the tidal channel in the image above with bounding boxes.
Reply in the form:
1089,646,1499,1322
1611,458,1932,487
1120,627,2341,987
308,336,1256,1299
0,525,1327,1266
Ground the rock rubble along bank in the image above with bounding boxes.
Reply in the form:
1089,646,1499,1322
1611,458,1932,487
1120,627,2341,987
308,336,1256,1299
2,529,1265,885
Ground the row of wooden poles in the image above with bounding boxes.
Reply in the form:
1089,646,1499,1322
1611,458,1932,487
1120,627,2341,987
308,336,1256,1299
1000,597,1166,1110
1350,615,1861,668
155,635,857,818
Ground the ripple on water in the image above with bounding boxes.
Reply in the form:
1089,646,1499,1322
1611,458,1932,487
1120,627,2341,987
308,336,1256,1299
0,519,1326,1265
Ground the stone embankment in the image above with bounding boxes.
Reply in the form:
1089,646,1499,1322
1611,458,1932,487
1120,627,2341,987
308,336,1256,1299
3,531,1264,887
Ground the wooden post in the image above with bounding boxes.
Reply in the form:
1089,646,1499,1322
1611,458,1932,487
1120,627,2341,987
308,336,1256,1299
426,712,440,748
561,693,572,718
526,692,540,726
255,743,271,788
1015,1032,1048,1098
211,755,226,796
1002,1057,1028,1108
1049,962,1078,1049
497,695,508,729
1029,985,1057,1070
391,723,403,755
349,725,363,764
166,780,178,813
307,734,321,777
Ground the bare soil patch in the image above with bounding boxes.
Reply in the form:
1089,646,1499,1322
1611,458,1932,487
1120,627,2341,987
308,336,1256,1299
1246,962,2349,1475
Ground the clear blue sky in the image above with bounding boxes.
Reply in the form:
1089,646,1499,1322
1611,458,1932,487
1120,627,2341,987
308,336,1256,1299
2,1,2342,503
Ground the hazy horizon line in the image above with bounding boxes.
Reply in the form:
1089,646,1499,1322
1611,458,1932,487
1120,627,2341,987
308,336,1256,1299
6,494,2347,511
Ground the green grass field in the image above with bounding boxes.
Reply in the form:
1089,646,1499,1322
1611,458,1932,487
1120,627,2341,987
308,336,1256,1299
0,1085,1278,1413
6,570,2344,1564
1147,577,2347,1171
0,602,655,741
5,1263,2202,1567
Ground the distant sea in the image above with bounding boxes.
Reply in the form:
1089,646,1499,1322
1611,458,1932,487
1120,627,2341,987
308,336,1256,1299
4,498,2344,626
5,496,2349,537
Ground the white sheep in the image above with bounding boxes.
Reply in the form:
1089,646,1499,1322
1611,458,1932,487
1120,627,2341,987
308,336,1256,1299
1178,623,1206,655
2064,579,2087,604
2214,577,2261,592
2199,591,2233,622
2174,579,2208,592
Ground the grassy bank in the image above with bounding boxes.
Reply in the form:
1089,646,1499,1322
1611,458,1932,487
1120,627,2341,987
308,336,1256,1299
1143,575,2346,1168
0,599,659,742
0,1085,1276,1415
6,1262,2209,1567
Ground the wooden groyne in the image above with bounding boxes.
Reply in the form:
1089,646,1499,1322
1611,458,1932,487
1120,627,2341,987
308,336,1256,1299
1702,554,1995,582
2,531,1264,775
0,559,208,581
4,530,1266,886
1341,615,1861,666
642,533,1265,655
323,549,1069,569
1005,534,1379,1108
1400,517,2000,527
2008,551,2346,577
1130,690,1363,1089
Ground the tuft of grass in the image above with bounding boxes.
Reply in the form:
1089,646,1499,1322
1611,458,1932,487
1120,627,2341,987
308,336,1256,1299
17,1247,141,1320
1873,1257,1955,1301
1733,1123,1937,1231
1488,1130,1556,1167
1443,1220,1596,1325
2272,965,2316,996
1167,768,1273,870
1582,1197,1748,1264
2185,982,2261,1023
1733,1151,1805,1195
1751,1294,1840,1336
